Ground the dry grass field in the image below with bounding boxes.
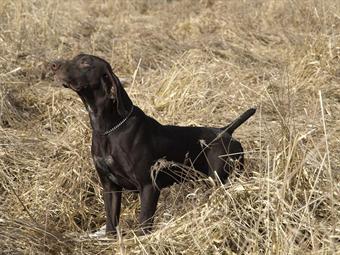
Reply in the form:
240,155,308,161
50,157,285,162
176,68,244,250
1,0,340,254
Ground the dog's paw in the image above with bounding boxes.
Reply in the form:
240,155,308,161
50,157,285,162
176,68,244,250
89,225,107,238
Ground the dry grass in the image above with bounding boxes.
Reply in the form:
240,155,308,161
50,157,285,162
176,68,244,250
1,0,339,254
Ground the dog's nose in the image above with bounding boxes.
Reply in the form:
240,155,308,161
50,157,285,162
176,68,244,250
50,61,62,72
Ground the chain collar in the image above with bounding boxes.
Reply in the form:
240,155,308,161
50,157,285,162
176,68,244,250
102,106,134,136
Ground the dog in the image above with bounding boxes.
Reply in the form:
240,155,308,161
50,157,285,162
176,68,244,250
50,53,256,235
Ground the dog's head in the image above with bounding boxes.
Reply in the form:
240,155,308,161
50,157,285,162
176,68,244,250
50,54,131,115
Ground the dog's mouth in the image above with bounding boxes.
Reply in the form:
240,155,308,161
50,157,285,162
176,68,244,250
58,79,73,90
54,74,70,88
55,76,80,91
62,82,69,88
63,82,81,92
65,82,84,92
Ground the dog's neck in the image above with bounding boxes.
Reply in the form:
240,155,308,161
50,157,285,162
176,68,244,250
78,90,132,134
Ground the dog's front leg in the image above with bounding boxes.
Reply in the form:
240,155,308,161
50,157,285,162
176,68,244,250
101,180,122,235
138,184,160,234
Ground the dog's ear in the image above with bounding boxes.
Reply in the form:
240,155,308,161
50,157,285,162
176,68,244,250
104,66,132,116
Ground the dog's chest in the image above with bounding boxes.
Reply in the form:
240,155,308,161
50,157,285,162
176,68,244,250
92,154,137,190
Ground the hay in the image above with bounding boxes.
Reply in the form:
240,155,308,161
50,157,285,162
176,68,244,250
1,0,339,254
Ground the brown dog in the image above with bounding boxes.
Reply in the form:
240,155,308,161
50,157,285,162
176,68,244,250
51,54,255,235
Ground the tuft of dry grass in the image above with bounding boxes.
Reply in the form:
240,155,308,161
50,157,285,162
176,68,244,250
1,0,339,254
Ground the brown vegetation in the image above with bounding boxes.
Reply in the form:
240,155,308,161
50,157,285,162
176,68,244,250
0,0,339,254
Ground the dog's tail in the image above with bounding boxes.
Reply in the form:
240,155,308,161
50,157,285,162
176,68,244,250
223,107,256,135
